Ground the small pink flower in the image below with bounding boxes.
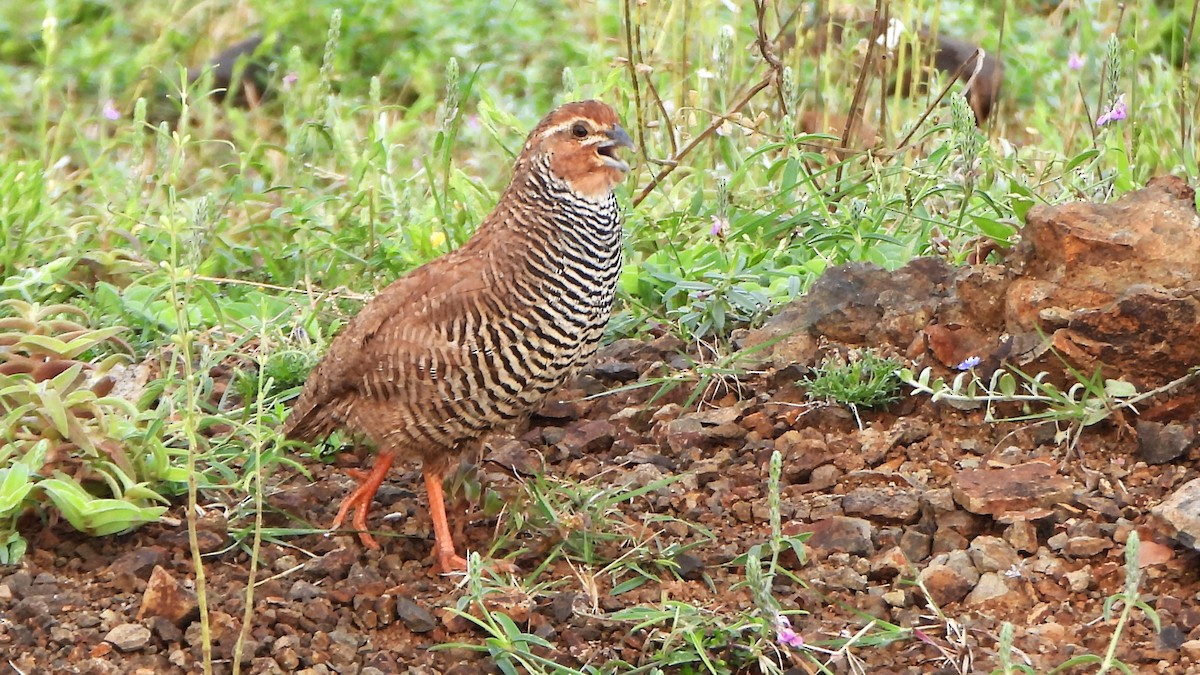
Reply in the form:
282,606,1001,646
1096,94,1127,126
709,215,728,238
1067,53,1085,70
102,99,120,121
775,615,805,649
282,72,299,91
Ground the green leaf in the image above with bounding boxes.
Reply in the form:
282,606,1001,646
0,465,35,515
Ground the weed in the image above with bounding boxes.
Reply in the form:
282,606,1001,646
802,351,904,411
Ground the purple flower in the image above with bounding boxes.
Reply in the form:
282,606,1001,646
102,99,120,121
955,356,981,371
775,615,804,649
709,215,728,238
1067,53,1085,70
1097,95,1127,126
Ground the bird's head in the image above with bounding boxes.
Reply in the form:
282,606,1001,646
520,100,634,200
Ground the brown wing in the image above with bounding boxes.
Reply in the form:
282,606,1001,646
283,243,502,442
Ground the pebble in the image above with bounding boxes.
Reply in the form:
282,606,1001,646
1152,478,1200,551
968,536,1021,573
918,564,976,606
1065,567,1091,592
804,517,875,557
104,623,152,652
964,572,1011,606
952,462,1074,517
1137,420,1193,464
396,597,437,633
842,486,921,523
137,565,198,627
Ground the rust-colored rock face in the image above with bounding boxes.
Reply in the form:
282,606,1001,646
1005,176,1200,385
740,176,1200,389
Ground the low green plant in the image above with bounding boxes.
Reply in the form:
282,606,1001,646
802,352,905,411
900,362,1200,450
0,300,181,563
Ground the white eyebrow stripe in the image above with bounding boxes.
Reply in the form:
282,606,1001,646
538,118,609,141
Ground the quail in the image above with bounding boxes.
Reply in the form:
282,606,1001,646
284,100,633,572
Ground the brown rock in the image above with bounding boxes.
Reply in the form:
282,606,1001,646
952,462,1074,517
965,572,1027,610
918,564,975,606
1137,420,1194,465
803,517,875,557
137,566,198,627
557,419,615,455
1064,536,1113,558
737,257,954,366
1153,478,1200,551
842,486,921,523
968,536,1021,573
104,623,152,652
1008,176,1200,387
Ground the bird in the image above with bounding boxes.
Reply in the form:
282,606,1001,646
283,100,633,573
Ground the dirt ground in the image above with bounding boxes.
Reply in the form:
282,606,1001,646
5,180,1200,674
2,331,1198,674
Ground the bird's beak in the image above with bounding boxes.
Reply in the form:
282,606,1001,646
599,125,635,172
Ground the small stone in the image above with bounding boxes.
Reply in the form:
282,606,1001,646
842,486,921,523
804,517,875,557
396,597,437,633
557,419,615,455
964,572,1011,606
1047,532,1069,551
1003,521,1039,553
918,564,976,606
1137,421,1193,465
286,580,323,602
882,589,908,607
1152,479,1200,551
1064,536,1112,558
106,547,166,580
899,529,932,562
273,555,300,573
1065,568,1091,592
137,566,198,627
673,553,704,581
868,546,913,579
104,623,152,652
1181,639,1200,660
952,462,1074,517
968,536,1021,573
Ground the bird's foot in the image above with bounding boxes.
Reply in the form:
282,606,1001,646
433,549,518,576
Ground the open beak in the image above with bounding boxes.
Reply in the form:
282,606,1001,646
598,125,634,172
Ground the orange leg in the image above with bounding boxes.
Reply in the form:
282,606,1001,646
329,450,395,549
424,468,468,573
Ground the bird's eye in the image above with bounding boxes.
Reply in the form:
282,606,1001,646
571,123,588,138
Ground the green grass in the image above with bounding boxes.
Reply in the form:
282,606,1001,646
0,0,1193,672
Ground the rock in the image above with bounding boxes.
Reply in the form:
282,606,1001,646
286,580,323,602
803,517,875,557
737,257,954,367
964,572,1014,606
952,462,1074,518
918,564,976,606
968,536,1021,573
1182,639,1200,661
557,419,615,455
1004,521,1040,553
1008,176,1200,387
106,547,166,580
673,552,705,581
137,565,198,627
868,546,913,579
842,486,921,523
304,547,357,581
104,623,152,652
1153,478,1200,551
899,529,932,562
1065,568,1091,592
396,597,437,633
1064,536,1113,558
1137,421,1193,465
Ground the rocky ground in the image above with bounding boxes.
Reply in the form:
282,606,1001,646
4,178,1200,674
